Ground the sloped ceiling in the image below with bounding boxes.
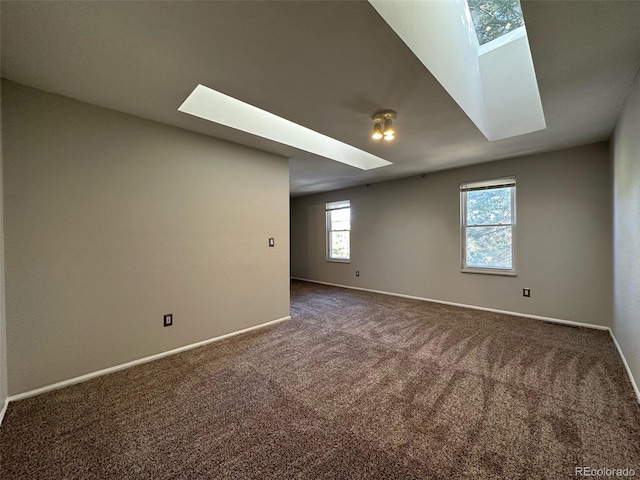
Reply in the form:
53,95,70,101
2,1,639,196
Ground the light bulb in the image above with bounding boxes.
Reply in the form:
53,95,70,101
372,122,383,140
383,117,395,136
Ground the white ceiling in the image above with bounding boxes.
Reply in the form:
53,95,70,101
2,1,639,196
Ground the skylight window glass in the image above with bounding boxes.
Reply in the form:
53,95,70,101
467,0,525,45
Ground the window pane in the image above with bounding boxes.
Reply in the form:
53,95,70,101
330,231,350,259
467,0,525,46
466,226,512,269
466,187,511,226
331,220,350,231
331,208,350,223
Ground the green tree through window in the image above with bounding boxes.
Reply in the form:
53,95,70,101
467,0,525,45
461,178,515,273
326,201,350,261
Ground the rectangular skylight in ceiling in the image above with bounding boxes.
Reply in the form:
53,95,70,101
178,84,392,171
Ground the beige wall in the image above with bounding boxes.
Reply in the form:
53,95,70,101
2,81,290,396
0,80,8,413
613,71,640,390
291,143,612,327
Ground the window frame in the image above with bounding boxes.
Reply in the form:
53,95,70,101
326,200,351,263
460,177,516,276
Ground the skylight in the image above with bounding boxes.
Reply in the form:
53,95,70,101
178,85,392,171
369,0,545,141
467,0,525,46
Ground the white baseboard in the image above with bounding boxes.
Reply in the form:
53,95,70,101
608,329,640,404
291,277,609,331
0,397,8,426
8,315,291,403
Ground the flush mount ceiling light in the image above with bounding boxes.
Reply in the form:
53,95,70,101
372,110,397,141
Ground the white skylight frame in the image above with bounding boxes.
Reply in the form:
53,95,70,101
178,84,392,171
478,25,526,56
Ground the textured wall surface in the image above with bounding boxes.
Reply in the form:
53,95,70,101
0,80,8,414
291,143,613,327
3,81,290,395
613,71,640,392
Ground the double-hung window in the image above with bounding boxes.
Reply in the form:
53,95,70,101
461,177,516,275
326,200,350,262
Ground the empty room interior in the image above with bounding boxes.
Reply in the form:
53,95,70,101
1,0,639,478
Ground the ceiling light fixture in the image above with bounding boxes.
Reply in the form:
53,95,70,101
372,110,397,141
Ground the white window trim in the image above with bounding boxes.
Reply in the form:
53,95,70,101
460,177,516,276
478,26,526,56
326,200,351,263
327,258,351,264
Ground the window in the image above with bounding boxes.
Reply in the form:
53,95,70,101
467,0,525,46
461,177,516,274
326,200,350,262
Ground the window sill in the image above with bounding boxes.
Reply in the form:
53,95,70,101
461,268,516,277
327,258,350,264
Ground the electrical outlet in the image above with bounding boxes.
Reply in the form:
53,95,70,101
269,238,275,247
164,314,173,327
356,271,360,277
523,288,531,297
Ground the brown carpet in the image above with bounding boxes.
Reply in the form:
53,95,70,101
1,280,639,479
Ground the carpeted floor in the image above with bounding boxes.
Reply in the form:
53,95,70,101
1,280,639,479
